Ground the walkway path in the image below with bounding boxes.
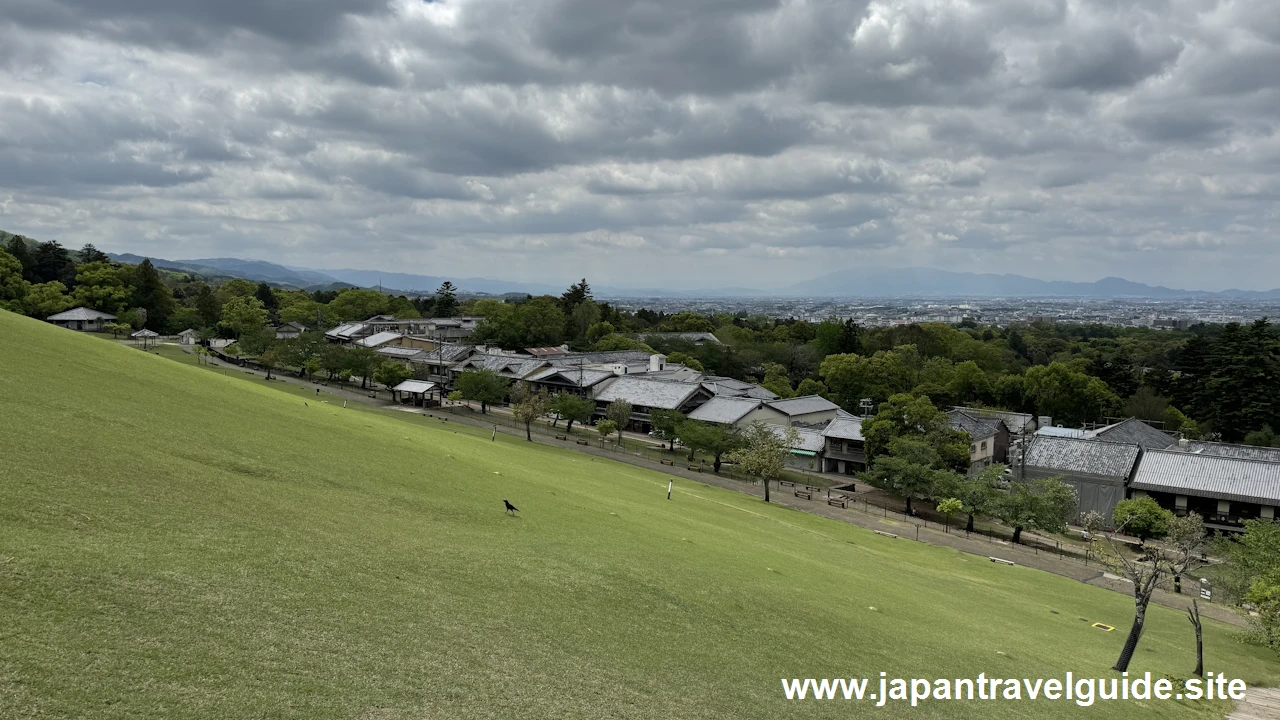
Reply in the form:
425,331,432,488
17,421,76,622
191,349,1248,627
1229,687,1280,720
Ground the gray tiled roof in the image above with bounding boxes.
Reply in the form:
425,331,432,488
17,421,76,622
686,396,765,424
593,376,703,410
325,322,367,339
526,367,615,388
1131,450,1280,505
951,407,1051,434
1023,436,1140,479
47,307,117,322
635,331,723,345
766,395,841,416
1091,418,1176,451
551,350,656,366
764,424,826,453
377,346,426,359
355,331,404,348
1182,441,1280,463
700,377,779,400
455,354,549,378
948,410,1004,440
822,416,865,441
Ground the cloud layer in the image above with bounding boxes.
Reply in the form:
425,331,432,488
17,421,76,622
1,0,1278,290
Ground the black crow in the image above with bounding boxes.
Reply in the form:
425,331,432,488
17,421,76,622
504,499,519,515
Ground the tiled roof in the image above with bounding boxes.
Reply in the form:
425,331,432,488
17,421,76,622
1131,450,1280,505
1091,418,1176,451
593,376,703,410
524,347,568,357
686,396,765,424
765,424,826,453
635,331,723,345
551,350,656,366
377,346,427,359
456,354,549,378
1023,436,1140,479
325,322,367,339
47,307,117,322
822,416,865,441
948,410,1004,440
1036,426,1089,439
526,367,615,388
766,395,841,416
1181,441,1280,463
951,407,1051,434
355,331,404,348
392,380,437,394
700,377,779,400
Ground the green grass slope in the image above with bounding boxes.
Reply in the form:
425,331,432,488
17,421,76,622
0,310,1276,719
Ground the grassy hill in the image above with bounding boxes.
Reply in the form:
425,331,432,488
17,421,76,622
0,310,1276,719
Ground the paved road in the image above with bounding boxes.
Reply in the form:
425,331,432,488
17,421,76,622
195,349,1249,628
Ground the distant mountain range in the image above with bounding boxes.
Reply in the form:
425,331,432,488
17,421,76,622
80,250,1280,300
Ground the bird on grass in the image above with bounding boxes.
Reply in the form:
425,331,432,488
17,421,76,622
503,499,519,515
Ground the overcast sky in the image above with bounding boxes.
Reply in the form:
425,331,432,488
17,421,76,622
1,0,1278,291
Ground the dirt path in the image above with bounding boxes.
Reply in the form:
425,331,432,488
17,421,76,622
1229,686,1280,720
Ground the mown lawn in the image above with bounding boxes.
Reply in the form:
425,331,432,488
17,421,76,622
1,310,1276,719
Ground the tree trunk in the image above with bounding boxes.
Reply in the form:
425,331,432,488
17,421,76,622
1188,600,1204,677
1114,597,1150,672
1012,526,1023,544
525,424,532,442
904,496,913,514
713,454,722,473
566,419,575,433
966,514,975,533
480,401,487,414
764,478,771,503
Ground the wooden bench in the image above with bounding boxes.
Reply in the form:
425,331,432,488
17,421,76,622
827,496,848,509
555,434,569,441
576,440,590,446
795,489,812,500
805,485,822,494
659,459,675,466
780,480,797,490
874,530,898,539
688,465,702,472
989,557,1016,566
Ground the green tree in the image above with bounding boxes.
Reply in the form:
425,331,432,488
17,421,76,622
166,307,203,334
862,393,969,472
867,437,955,514
595,419,617,444
550,393,595,433
511,385,552,441
591,334,655,353
760,363,795,399
605,399,633,444
666,352,704,372
795,378,828,398
104,322,132,338
345,347,383,390
518,296,567,347
0,248,30,311
71,262,131,314
258,348,280,380
661,311,714,333
559,278,591,315
1244,426,1279,448
32,240,77,286
675,420,743,473
936,463,1006,533
434,281,459,317
254,282,279,313
128,259,176,331
454,369,510,413
279,299,337,329
329,289,391,322
1213,520,1280,606
994,478,1077,545
78,243,110,264
649,409,686,451
376,362,413,394
319,344,349,381
586,321,615,345
4,236,35,281
220,296,269,338
726,422,797,502
237,326,277,356
949,361,993,405
195,283,222,327
937,498,963,533
1023,360,1120,427
1112,497,1173,544
23,281,72,317
567,299,601,345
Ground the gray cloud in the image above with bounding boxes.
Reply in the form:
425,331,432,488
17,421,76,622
0,0,1278,291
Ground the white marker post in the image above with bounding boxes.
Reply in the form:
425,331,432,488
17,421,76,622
492,426,497,441
667,479,673,500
